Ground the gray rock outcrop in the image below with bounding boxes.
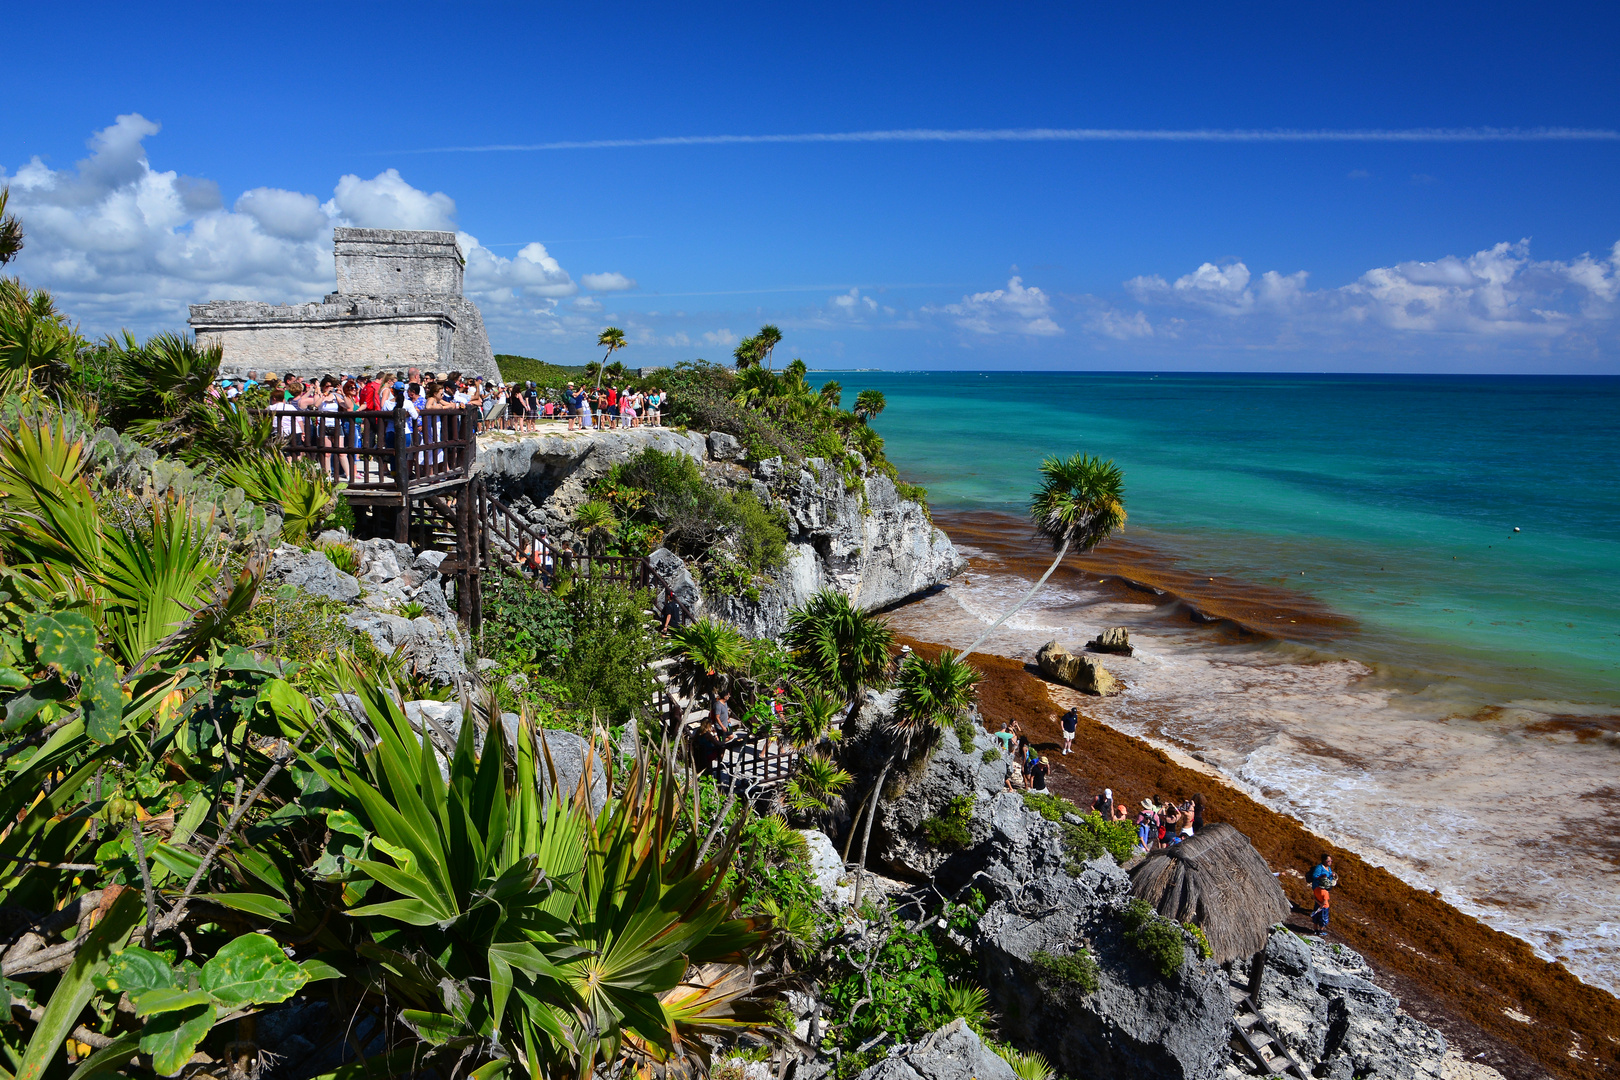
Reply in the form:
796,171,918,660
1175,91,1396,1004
478,429,962,640
1255,928,1447,1079
266,538,468,686
1036,640,1119,695
853,1019,1017,1080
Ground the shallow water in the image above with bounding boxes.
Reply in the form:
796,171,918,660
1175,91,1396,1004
825,371,1620,995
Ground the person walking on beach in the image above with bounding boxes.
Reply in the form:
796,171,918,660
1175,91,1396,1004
1061,707,1078,755
1309,854,1336,935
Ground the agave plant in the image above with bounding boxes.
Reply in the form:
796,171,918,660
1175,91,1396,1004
219,451,338,543
243,673,774,1078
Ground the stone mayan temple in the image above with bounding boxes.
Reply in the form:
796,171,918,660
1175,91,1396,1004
190,228,501,382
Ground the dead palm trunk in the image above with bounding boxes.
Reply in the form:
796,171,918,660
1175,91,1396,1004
849,728,912,909
958,535,1070,662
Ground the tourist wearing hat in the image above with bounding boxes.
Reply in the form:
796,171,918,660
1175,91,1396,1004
1030,754,1050,791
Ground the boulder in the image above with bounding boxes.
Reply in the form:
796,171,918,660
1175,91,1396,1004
708,430,745,462
1036,641,1119,695
798,828,853,905
646,547,703,618
532,728,609,814
853,1019,1018,1080
266,547,361,603
1086,626,1134,656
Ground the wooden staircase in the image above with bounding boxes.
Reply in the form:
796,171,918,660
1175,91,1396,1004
1229,976,1310,1078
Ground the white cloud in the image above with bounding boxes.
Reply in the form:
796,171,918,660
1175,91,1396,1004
702,328,738,347
925,276,1063,336
831,287,879,311
572,296,603,312
0,114,607,340
580,271,637,292
1086,308,1154,339
325,168,455,230
1101,239,1620,348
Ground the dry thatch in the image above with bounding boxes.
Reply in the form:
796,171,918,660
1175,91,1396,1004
1128,823,1291,963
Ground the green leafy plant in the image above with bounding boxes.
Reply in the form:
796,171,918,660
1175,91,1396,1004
991,1044,1053,1080
1121,898,1190,978
786,751,853,815
982,747,1002,763
1032,948,1100,993
942,982,990,1033
316,538,360,575
1186,921,1213,961
953,713,977,753
921,794,975,850
399,599,427,619
219,450,339,543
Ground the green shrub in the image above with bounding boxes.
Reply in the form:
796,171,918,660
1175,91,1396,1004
492,354,590,389
991,1046,1053,1080
479,569,574,672
1121,898,1189,977
223,584,387,691
557,573,659,727
1186,922,1213,961
982,747,1002,763
1033,947,1100,993
317,539,360,575
1020,795,1136,868
953,714,977,753
819,900,973,1053
921,794,975,850
1022,790,1081,821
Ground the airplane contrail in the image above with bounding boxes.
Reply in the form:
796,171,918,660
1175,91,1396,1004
399,126,1620,154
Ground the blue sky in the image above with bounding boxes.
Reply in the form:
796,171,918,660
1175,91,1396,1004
3,1,1618,372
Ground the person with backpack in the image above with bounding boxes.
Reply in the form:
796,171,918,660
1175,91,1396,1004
1308,854,1337,935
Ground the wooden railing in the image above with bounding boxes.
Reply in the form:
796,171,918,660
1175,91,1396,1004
479,492,697,624
262,404,478,494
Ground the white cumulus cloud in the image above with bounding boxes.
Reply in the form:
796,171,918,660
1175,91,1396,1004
926,276,1062,336
325,169,456,230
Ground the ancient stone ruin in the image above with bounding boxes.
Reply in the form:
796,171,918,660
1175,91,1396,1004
189,227,500,381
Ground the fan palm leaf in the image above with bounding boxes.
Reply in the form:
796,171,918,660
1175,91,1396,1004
783,589,894,715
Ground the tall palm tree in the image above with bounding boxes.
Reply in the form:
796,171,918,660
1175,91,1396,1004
853,389,886,423
754,324,783,371
784,589,894,727
959,453,1125,661
0,187,24,266
594,327,627,390
850,648,981,905
668,617,751,706
818,380,843,410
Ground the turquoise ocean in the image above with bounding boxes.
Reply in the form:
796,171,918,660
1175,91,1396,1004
820,371,1620,706
811,371,1620,992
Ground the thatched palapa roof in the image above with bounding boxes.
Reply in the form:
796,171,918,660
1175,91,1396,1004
1128,823,1291,964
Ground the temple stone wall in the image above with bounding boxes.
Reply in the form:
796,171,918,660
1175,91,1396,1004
192,301,454,379
191,228,499,383
333,228,465,296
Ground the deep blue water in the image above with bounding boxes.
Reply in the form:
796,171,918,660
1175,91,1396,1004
812,372,1620,706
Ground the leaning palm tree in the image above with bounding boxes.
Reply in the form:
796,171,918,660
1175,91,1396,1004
594,326,627,390
849,648,981,905
818,380,843,410
853,389,886,423
959,453,1125,661
784,589,894,726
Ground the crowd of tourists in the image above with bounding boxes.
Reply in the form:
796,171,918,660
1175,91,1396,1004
214,368,671,442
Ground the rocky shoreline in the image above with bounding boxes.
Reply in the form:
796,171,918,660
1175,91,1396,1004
888,636,1620,1080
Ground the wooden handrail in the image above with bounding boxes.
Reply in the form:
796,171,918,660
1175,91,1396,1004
256,404,479,493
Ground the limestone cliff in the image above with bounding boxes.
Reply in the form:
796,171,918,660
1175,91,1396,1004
474,427,963,639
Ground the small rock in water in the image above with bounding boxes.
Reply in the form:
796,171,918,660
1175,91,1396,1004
1085,626,1134,656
